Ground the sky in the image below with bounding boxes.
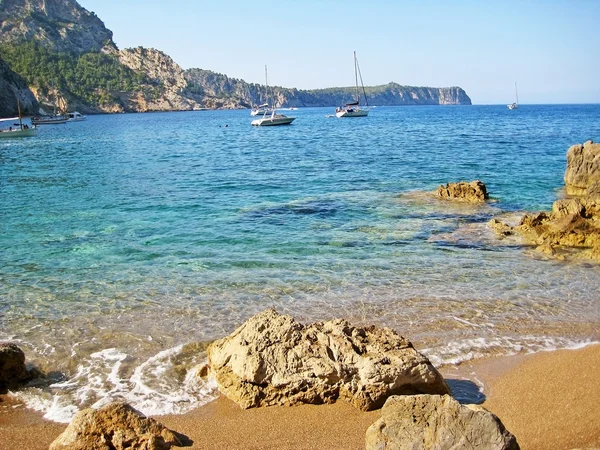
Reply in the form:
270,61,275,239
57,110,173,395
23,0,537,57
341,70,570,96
77,0,600,104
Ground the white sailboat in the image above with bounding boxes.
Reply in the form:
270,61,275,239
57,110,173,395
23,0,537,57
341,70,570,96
0,99,36,139
335,51,369,118
251,66,295,127
507,82,519,110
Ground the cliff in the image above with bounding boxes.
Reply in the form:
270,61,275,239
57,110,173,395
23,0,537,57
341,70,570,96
0,0,472,114
0,0,116,54
0,56,38,116
117,47,201,112
185,69,472,108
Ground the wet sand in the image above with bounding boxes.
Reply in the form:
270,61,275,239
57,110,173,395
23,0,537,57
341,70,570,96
1,344,599,450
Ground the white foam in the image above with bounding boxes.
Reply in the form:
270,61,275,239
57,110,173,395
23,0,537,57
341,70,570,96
14,345,218,423
423,336,600,367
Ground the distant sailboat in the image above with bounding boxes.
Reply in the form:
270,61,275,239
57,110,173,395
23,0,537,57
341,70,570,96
251,66,295,126
335,51,369,118
507,82,519,110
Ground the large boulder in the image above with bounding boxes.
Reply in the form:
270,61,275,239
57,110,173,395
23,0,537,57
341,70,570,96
49,402,187,450
437,180,489,203
0,342,31,391
206,309,449,411
365,394,519,450
489,141,600,262
564,140,600,196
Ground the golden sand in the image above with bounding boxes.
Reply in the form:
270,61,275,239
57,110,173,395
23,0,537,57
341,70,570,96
1,344,598,450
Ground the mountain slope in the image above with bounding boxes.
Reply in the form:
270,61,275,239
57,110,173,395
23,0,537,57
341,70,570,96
0,0,472,115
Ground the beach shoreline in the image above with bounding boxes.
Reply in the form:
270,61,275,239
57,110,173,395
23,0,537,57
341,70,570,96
1,343,598,449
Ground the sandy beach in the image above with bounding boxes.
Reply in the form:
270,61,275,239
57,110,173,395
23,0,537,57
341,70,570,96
1,344,599,450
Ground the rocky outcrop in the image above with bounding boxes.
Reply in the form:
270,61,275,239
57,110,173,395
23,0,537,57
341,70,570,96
437,180,489,203
117,47,202,112
0,0,117,54
0,56,38,116
185,69,472,108
0,343,32,392
206,309,449,411
490,142,600,261
49,402,188,450
564,140,600,196
365,395,519,450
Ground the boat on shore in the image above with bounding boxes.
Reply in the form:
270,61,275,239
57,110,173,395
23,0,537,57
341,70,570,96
507,82,519,110
336,51,369,118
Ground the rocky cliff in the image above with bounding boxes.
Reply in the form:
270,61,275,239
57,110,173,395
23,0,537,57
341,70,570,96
0,0,472,114
185,69,472,108
0,56,38,115
117,47,201,112
0,0,116,53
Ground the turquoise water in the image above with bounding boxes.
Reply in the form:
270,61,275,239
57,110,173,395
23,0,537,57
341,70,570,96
1,105,599,420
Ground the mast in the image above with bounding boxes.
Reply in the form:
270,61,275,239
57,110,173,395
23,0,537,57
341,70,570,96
515,82,519,105
17,97,23,130
354,51,359,104
356,53,369,108
265,65,270,108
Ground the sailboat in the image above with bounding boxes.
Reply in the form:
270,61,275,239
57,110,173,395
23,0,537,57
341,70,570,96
507,82,519,110
251,66,296,126
335,51,369,118
0,98,36,139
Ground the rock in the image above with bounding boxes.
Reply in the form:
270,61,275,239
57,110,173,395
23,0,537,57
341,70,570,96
436,180,489,203
207,309,449,411
0,0,117,54
488,218,514,236
365,394,519,450
118,47,202,112
0,56,39,116
184,69,472,109
49,402,187,450
0,343,31,391
565,141,600,196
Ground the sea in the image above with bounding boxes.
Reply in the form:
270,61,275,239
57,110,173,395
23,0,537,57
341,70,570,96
1,104,599,422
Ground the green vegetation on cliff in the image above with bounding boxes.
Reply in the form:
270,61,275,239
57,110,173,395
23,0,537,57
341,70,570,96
0,41,148,107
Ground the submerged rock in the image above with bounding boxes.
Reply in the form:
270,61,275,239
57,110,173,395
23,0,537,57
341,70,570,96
365,394,519,450
0,342,32,392
207,309,449,411
437,180,489,203
564,140,600,196
49,402,188,450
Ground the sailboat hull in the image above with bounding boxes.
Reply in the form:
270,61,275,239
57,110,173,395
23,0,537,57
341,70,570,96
0,128,36,138
336,108,369,118
251,115,296,126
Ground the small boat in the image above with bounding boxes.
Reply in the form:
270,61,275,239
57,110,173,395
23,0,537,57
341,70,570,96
251,110,295,126
0,119,36,138
336,51,369,118
250,103,274,116
32,115,68,125
67,111,86,121
0,100,36,138
507,82,519,110
251,66,295,127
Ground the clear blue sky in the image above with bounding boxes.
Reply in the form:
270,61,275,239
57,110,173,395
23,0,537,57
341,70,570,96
78,0,600,104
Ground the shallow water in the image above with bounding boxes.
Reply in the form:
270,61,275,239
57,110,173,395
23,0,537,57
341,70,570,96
1,105,599,421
